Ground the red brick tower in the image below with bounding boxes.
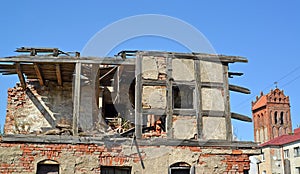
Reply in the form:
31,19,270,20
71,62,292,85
252,88,292,143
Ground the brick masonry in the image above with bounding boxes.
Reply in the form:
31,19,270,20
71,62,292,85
252,88,292,143
5,81,73,135
0,139,256,174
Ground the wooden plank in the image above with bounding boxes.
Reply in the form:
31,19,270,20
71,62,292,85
55,64,62,86
202,110,225,117
33,63,44,86
194,59,203,139
173,109,196,116
135,54,143,139
142,80,199,87
142,109,166,115
231,112,252,122
15,47,59,53
25,88,56,127
229,84,251,94
99,66,118,80
139,51,248,63
0,64,16,69
142,108,198,116
142,79,166,86
0,56,136,65
1,134,260,149
201,82,223,89
166,56,173,138
72,62,81,136
172,81,195,86
15,63,26,89
223,64,232,141
0,51,247,64
228,72,243,78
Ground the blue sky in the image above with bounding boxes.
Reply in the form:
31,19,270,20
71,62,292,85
0,1,300,141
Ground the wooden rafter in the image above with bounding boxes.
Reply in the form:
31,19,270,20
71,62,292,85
15,63,26,89
229,84,250,94
0,56,136,65
231,112,252,122
33,63,44,86
56,64,62,86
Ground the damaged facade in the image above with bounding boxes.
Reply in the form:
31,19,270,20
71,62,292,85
0,48,260,173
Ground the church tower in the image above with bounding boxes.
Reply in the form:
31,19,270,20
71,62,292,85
252,88,292,143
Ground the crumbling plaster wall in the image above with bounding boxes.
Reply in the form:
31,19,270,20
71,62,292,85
0,140,256,174
140,55,227,140
5,81,73,134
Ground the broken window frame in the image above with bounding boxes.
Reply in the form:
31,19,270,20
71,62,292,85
101,166,131,174
172,83,196,110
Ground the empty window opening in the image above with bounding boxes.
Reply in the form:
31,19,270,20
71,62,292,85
170,162,193,174
280,112,284,125
37,160,59,174
173,85,194,109
104,103,118,118
274,111,278,124
101,166,131,174
243,169,249,174
144,115,166,138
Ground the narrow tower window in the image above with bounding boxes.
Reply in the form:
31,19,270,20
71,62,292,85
280,112,284,125
274,111,278,124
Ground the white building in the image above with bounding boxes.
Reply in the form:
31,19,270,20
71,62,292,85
257,128,300,174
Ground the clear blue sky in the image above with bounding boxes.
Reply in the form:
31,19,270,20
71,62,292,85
1,1,300,141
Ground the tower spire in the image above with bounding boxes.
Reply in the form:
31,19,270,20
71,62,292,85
274,81,278,89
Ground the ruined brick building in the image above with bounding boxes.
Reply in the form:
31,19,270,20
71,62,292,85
0,48,260,174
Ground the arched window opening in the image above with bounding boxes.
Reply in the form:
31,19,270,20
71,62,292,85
280,112,284,125
169,162,193,174
274,111,278,124
37,160,59,174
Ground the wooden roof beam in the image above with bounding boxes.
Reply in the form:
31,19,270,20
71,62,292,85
15,63,26,89
55,64,62,86
0,56,136,65
228,72,244,78
33,63,44,86
137,51,248,63
231,112,252,122
229,84,250,94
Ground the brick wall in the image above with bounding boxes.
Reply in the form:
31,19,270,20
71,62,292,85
5,81,73,134
0,137,259,174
